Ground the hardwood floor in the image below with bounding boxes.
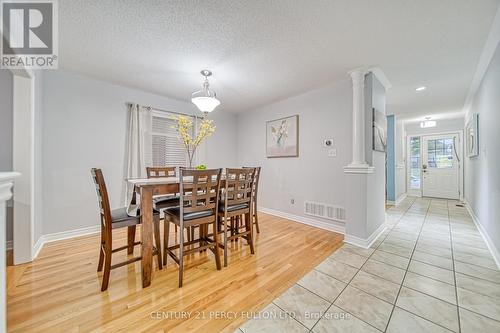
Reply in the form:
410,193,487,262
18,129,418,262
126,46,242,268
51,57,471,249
6,213,343,332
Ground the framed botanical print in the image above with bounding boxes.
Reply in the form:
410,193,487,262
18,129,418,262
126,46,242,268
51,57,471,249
466,113,479,157
266,115,299,158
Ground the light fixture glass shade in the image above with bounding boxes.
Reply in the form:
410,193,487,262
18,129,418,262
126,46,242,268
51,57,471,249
191,95,220,113
420,120,436,128
191,70,220,113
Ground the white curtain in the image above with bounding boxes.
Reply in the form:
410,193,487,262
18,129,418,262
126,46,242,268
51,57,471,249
125,104,152,213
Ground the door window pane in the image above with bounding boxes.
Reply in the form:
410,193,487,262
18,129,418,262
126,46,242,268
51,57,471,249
409,137,421,189
427,138,454,169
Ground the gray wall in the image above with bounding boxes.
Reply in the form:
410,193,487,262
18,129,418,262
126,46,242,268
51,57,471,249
41,71,237,235
237,80,352,230
465,41,500,254
0,69,13,243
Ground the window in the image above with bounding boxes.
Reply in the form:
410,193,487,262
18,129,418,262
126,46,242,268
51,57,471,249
409,136,421,189
151,112,195,167
427,138,454,169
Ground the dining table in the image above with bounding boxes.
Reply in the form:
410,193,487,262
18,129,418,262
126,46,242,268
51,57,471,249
127,176,226,288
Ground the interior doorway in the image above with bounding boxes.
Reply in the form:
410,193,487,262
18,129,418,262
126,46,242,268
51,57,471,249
406,132,462,200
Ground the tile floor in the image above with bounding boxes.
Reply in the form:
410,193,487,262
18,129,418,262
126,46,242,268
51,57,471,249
236,197,500,332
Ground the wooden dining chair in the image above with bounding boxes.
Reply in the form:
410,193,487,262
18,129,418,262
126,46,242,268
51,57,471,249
218,168,256,267
163,168,223,287
91,168,163,291
244,166,261,233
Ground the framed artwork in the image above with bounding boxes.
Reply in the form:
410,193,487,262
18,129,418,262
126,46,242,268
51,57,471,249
466,113,479,157
266,115,299,157
372,107,387,152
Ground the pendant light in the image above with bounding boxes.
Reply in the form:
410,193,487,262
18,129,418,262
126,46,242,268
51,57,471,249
191,70,220,115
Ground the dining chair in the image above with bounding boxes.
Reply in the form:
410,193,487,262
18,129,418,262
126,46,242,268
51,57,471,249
146,166,180,210
218,168,256,267
91,168,163,291
163,168,223,287
244,166,261,233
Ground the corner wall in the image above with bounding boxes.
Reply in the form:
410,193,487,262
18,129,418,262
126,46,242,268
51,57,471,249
236,80,352,232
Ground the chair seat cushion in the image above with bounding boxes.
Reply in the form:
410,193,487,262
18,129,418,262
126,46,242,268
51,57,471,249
218,202,249,212
111,207,160,223
165,206,214,221
154,195,180,209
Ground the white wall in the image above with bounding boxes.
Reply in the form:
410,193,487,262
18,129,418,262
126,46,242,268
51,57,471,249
465,41,500,255
237,80,352,231
0,70,13,243
41,71,237,235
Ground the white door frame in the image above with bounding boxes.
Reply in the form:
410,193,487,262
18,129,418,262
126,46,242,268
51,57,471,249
406,131,464,201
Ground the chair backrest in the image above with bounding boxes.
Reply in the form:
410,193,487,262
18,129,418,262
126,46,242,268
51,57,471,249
91,168,112,234
179,168,222,220
146,166,176,178
244,166,261,200
224,168,255,210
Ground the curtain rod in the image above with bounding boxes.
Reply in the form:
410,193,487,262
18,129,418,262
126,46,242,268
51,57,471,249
126,102,203,119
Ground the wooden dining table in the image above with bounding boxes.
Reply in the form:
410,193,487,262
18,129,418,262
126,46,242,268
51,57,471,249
128,176,225,288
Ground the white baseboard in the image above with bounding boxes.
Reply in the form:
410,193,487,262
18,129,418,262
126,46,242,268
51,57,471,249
31,225,100,260
258,207,345,234
344,222,387,249
386,193,407,206
464,200,500,269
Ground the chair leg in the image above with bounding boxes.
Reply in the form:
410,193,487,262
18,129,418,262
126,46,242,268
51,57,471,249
163,218,170,266
213,220,222,270
178,225,184,288
153,216,163,270
175,225,178,233
246,213,255,254
101,247,112,291
127,225,136,255
97,231,104,272
223,216,228,267
254,202,260,234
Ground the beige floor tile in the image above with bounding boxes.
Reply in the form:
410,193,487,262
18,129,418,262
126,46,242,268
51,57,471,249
371,250,410,269
378,242,414,258
351,270,401,304
274,284,330,329
334,286,393,331
315,258,358,283
459,307,500,333
454,261,500,284
386,307,453,333
412,251,453,270
403,272,456,304
456,272,500,299
414,244,452,259
396,287,459,332
341,243,375,257
408,260,455,285
240,303,308,333
329,248,368,269
457,287,500,321
312,305,381,333
297,269,346,302
361,259,406,284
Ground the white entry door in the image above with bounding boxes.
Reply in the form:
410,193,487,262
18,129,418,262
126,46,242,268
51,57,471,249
422,134,460,199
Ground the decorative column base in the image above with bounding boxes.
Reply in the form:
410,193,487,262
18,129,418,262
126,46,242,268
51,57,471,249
343,164,374,174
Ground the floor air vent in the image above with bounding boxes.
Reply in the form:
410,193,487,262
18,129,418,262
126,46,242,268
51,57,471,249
304,201,346,222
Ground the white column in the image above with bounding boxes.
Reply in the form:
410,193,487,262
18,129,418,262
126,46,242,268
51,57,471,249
0,172,20,333
344,68,373,174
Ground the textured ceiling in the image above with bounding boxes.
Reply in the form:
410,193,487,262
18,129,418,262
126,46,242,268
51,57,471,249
59,0,499,116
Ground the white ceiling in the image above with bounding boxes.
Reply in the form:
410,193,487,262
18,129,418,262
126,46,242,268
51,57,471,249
59,0,499,116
